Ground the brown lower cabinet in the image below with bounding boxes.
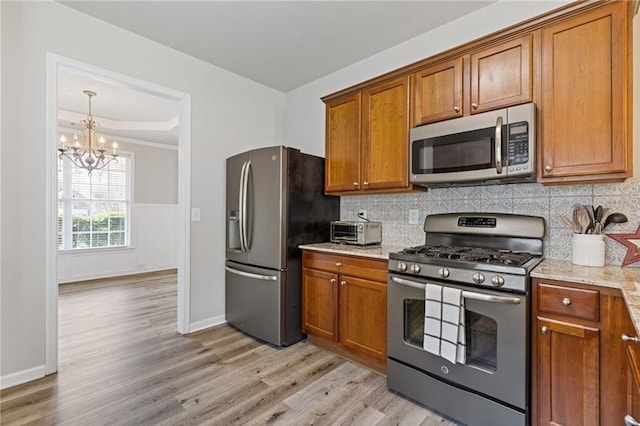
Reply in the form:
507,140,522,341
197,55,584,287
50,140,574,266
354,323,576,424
626,343,640,425
532,278,633,426
301,250,387,374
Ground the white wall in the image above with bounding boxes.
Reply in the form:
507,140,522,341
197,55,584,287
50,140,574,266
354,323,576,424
127,142,179,205
284,1,571,157
1,1,285,384
57,203,179,284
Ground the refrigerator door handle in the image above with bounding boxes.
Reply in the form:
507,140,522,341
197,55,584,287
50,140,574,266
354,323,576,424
225,266,278,281
241,160,252,251
238,161,247,252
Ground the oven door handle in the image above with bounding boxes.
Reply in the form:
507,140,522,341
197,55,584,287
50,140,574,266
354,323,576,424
390,276,521,305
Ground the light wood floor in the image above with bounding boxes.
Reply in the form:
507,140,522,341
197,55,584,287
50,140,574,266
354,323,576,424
0,270,460,425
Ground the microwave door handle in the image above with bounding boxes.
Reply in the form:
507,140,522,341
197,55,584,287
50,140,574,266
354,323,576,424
495,116,503,174
390,276,521,304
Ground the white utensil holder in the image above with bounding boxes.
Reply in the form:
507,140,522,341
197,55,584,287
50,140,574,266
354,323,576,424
571,234,605,267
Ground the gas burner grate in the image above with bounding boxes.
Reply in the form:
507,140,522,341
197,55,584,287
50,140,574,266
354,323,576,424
401,245,534,267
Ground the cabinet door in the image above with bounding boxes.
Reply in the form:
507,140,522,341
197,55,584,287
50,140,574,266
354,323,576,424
338,275,386,361
302,268,338,341
627,345,640,425
470,35,532,114
539,2,630,182
411,58,463,126
361,77,409,190
325,94,361,193
536,317,599,426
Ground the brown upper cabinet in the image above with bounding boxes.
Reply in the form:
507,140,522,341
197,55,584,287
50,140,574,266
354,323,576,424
538,1,632,183
470,35,533,115
324,93,361,193
411,57,464,125
323,0,635,191
325,76,415,195
411,35,533,126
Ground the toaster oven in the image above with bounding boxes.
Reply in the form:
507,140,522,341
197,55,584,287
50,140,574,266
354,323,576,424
330,221,382,246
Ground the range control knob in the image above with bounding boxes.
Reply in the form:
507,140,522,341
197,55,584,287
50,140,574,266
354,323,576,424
472,272,485,284
397,262,407,272
491,275,505,287
438,267,450,278
410,264,421,273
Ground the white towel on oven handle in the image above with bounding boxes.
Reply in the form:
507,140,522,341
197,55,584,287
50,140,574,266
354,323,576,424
423,284,442,357
424,283,466,364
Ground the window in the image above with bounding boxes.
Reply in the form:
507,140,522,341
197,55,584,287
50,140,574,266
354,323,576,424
57,153,131,250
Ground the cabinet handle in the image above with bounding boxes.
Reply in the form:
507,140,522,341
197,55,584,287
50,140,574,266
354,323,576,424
363,181,369,186
336,262,342,267
625,415,640,426
562,297,571,306
330,278,336,284
353,182,359,186
541,326,548,335
453,105,460,112
544,165,552,172
471,102,478,109
340,280,347,286
621,334,640,343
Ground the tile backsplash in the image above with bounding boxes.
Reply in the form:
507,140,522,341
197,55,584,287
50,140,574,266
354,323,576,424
340,178,640,266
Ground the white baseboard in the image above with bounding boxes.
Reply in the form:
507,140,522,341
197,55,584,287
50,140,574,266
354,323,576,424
187,315,226,334
58,265,177,284
0,365,46,389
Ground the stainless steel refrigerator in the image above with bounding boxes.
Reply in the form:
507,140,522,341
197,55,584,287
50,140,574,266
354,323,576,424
225,146,339,346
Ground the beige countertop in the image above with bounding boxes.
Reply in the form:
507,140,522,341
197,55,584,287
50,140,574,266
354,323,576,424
299,242,405,260
532,259,640,334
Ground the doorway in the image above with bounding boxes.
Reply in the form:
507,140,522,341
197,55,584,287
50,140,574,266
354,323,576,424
45,54,192,374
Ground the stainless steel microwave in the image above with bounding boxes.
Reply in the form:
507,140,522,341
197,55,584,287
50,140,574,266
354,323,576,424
409,103,535,186
330,221,382,246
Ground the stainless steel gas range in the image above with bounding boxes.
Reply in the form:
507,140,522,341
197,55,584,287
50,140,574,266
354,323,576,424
387,213,545,426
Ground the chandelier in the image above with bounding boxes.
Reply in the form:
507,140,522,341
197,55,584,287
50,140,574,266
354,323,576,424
58,90,118,176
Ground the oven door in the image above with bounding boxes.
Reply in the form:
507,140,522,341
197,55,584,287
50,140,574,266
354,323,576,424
387,273,529,410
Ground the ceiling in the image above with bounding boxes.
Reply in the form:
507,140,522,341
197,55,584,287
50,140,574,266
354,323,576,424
57,1,497,146
58,68,181,145
60,1,495,93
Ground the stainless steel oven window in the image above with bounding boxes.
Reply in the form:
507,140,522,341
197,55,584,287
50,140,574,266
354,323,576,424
466,310,497,372
404,299,425,346
403,297,498,372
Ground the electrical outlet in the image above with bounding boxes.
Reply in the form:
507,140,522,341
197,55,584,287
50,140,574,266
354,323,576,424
409,209,420,225
358,209,368,220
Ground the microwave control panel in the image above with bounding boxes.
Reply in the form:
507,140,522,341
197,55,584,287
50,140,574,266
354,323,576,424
506,121,529,166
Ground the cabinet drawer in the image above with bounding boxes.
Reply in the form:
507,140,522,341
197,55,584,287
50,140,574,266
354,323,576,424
302,250,387,283
340,257,387,283
537,282,599,321
303,251,342,272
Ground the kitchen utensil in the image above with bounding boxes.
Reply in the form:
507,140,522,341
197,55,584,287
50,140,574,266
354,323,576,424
572,204,592,234
603,212,628,229
595,205,603,223
560,214,576,232
586,205,596,227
